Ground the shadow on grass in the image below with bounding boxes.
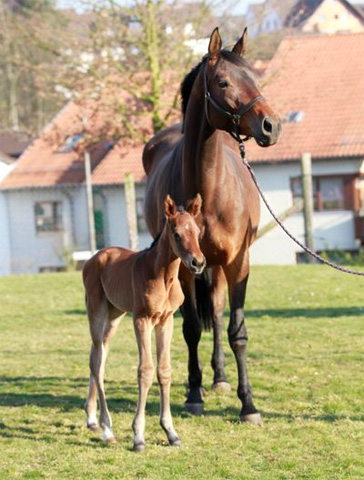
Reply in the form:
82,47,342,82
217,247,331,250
247,307,364,319
0,375,185,416
1,375,363,442
64,307,364,319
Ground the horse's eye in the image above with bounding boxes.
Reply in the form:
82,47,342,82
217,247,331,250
174,232,181,240
218,80,229,89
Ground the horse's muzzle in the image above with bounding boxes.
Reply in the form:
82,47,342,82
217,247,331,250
256,115,282,147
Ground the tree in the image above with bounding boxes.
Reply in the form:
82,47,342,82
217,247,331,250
62,0,215,138
0,0,71,134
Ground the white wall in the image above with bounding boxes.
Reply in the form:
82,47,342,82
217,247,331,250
250,158,362,265
5,188,74,274
0,192,11,275
0,161,14,275
102,185,152,251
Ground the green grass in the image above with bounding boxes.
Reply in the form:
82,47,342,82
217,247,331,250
0,266,363,479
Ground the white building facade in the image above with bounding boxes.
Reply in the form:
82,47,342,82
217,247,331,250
250,157,363,264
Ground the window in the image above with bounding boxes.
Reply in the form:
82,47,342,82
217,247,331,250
35,202,62,233
291,176,346,211
136,197,148,233
58,133,84,153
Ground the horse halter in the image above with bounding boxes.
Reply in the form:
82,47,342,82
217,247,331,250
203,61,264,142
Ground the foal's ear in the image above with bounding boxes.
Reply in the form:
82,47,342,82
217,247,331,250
232,27,248,57
208,27,222,62
164,194,177,219
186,193,202,218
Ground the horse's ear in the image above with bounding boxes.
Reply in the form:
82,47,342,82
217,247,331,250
208,27,222,62
164,194,177,219
232,27,248,57
186,193,202,218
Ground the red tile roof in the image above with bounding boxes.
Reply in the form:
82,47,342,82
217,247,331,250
92,141,148,185
246,33,364,163
0,96,153,189
0,73,179,189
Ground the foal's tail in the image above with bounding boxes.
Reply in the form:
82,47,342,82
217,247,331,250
195,268,214,331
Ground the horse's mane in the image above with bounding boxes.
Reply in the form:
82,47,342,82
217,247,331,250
180,50,254,123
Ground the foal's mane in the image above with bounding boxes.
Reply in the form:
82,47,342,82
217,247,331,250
180,50,254,123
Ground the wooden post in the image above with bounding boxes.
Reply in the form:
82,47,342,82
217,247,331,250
301,152,315,262
124,173,138,251
84,150,96,254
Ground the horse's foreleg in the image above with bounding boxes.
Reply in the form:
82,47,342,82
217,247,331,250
180,288,204,415
155,316,181,447
179,267,204,413
132,317,154,452
224,256,261,425
211,266,230,392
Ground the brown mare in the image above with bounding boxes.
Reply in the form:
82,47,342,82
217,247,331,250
143,28,281,423
83,194,205,450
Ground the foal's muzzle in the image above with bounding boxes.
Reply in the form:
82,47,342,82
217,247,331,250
189,256,206,275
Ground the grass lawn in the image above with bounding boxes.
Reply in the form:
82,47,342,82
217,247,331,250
0,266,363,479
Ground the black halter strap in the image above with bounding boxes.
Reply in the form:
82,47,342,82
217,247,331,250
203,62,264,141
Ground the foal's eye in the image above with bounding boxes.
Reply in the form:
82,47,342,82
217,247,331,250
174,232,181,240
218,80,229,89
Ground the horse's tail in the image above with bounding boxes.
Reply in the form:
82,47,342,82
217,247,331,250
195,268,214,331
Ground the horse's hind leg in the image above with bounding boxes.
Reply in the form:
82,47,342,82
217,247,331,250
132,317,154,452
211,266,230,392
85,315,120,432
87,302,120,443
155,316,181,447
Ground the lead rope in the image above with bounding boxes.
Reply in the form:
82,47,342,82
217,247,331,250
236,138,364,276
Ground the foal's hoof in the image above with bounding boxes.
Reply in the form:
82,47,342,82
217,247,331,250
133,442,146,452
240,412,262,425
169,437,182,447
87,423,99,432
102,426,117,443
212,381,231,393
105,436,117,445
185,402,204,416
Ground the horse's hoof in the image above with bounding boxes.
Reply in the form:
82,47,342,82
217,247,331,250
185,402,204,416
186,386,207,398
240,412,262,425
87,423,99,432
169,438,182,447
211,381,231,393
133,442,146,452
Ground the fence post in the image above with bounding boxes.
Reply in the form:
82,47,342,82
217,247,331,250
84,150,96,254
301,152,315,262
124,173,138,251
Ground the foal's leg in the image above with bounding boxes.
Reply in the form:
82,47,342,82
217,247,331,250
224,252,261,425
155,316,181,447
180,269,204,415
88,303,120,443
85,315,121,433
132,317,154,452
210,266,230,392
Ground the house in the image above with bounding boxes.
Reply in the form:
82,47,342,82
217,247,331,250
0,130,32,275
245,33,364,264
246,0,298,37
246,0,364,37
285,0,364,33
0,98,156,275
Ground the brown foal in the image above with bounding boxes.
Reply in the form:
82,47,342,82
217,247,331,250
83,194,205,451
